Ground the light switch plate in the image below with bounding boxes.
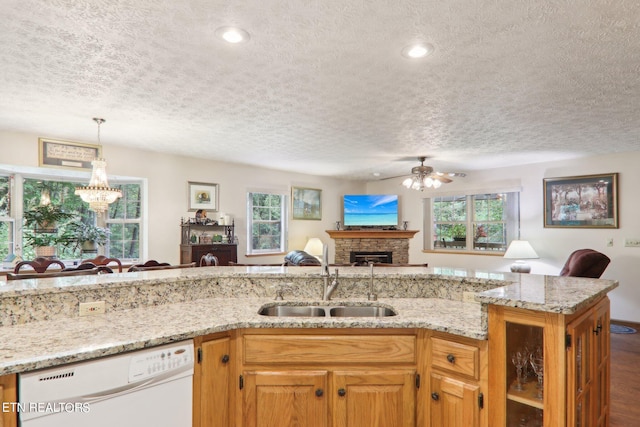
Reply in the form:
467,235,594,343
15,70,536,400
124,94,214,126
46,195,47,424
624,238,640,247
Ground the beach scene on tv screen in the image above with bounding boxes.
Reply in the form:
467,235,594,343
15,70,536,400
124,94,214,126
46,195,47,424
344,194,398,226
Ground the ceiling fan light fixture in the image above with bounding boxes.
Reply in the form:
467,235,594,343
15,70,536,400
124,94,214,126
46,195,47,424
399,156,465,191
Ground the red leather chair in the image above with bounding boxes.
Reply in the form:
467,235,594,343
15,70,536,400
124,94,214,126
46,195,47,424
559,249,610,278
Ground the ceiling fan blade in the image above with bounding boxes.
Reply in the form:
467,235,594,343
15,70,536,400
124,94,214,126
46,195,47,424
378,174,411,181
431,174,453,184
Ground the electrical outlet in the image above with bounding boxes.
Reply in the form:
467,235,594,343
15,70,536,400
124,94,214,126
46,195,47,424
624,238,640,247
79,301,105,316
607,238,614,247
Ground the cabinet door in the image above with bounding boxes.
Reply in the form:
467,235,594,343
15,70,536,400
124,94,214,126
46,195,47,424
196,337,231,427
430,373,480,427
333,370,416,427
0,374,17,427
243,370,328,427
567,297,610,427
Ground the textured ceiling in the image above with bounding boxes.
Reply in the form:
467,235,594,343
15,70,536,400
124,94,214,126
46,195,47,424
1,0,640,181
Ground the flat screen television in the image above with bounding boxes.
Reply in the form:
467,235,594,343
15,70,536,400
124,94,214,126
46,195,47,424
343,194,399,227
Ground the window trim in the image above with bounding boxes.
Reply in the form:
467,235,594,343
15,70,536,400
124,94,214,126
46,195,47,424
0,164,147,261
424,190,520,255
246,190,289,256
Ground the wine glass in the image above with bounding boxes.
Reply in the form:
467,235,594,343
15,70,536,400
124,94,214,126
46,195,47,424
511,350,527,391
529,353,544,399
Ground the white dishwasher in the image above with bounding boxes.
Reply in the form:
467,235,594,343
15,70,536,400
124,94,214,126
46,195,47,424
18,339,194,427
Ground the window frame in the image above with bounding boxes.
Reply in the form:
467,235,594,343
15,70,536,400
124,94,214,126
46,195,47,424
246,190,289,256
0,165,146,263
424,190,520,254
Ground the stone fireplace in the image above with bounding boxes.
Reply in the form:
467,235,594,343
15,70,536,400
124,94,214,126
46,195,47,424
326,230,418,265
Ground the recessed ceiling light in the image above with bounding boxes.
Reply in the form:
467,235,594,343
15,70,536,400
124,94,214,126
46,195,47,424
215,26,250,44
401,42,434,59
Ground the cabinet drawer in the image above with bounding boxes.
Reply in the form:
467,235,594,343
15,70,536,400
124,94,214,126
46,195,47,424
431,337,478,379
244,334,416,365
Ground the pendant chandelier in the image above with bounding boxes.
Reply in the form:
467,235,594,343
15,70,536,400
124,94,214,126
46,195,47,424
74,118,122,213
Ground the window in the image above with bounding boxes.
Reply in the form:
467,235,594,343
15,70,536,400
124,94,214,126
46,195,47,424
106,183,142,260
428,192,520,252
0,168,143,262
0,175,12,260
246,191,288,255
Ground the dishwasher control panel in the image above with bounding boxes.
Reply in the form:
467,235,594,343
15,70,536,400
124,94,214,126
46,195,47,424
128,341,194,382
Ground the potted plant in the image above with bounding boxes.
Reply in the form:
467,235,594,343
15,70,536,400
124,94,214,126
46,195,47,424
23,232,66,257
23,204,74,231
65,222,111,252
451,224,467,242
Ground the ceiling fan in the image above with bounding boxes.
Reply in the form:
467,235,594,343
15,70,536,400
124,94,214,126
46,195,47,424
385,156,466,191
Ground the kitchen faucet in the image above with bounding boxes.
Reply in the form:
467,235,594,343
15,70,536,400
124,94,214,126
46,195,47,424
321,244,339,300
368,262,377,301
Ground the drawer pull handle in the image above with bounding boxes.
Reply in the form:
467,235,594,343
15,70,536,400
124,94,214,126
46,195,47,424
221,354,230,364
431,392,440,401
446,354,456,363
315,388,324,397
338,388,346,397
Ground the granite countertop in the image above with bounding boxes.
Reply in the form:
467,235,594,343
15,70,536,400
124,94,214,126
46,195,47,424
0,266,618,376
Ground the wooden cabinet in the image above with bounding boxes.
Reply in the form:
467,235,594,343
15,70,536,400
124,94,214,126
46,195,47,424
427,333,487,427
194,334,233,427
243,370,328,427
333,369,416,427
566,297,610,427
181,243,238,266
238,329,419,427
0,374,17,427
180,222,237,266
488,296,610,427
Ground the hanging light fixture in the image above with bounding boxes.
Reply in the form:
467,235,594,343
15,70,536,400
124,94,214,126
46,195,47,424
401,157,464,191
74,118,122,213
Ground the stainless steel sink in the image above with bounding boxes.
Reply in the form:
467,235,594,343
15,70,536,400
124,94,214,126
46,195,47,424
258,303,396,318
258,305,327,317
329,306,397,317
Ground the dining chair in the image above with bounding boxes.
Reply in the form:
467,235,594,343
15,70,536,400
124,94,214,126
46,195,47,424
199,253,219,267
81,255,123,272
13,257,65,274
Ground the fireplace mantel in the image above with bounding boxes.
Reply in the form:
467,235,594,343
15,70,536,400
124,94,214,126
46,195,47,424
325,230,419,239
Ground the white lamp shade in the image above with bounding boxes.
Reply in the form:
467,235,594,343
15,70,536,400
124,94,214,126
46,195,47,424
504,240,538,259
303,237,324,257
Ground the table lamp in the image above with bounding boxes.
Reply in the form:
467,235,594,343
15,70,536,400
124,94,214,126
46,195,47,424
303,237,324,261
504,240,539,273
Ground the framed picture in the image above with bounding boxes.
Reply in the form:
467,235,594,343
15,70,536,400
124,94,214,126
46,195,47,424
292,186,322,220
38,138,101,170
543,173,618,228
188,181,219,212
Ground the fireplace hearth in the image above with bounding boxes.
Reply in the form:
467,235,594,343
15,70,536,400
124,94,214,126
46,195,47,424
350,251,393,266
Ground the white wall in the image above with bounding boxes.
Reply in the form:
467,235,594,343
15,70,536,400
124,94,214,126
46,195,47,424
1,130,364,266
367,151,640,322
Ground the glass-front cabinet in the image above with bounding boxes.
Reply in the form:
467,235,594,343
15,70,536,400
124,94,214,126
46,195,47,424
489,296,610,427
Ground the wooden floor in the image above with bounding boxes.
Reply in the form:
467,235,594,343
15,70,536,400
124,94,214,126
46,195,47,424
610,320,640,427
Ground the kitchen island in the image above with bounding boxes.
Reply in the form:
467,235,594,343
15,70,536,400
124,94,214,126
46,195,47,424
0,266,618,427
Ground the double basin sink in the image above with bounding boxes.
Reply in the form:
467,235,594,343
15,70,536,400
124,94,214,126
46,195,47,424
258,303,397,318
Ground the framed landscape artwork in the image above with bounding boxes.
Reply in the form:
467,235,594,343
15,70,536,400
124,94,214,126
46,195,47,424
292,187,322,220
188,181,219,212
543,173,618,228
